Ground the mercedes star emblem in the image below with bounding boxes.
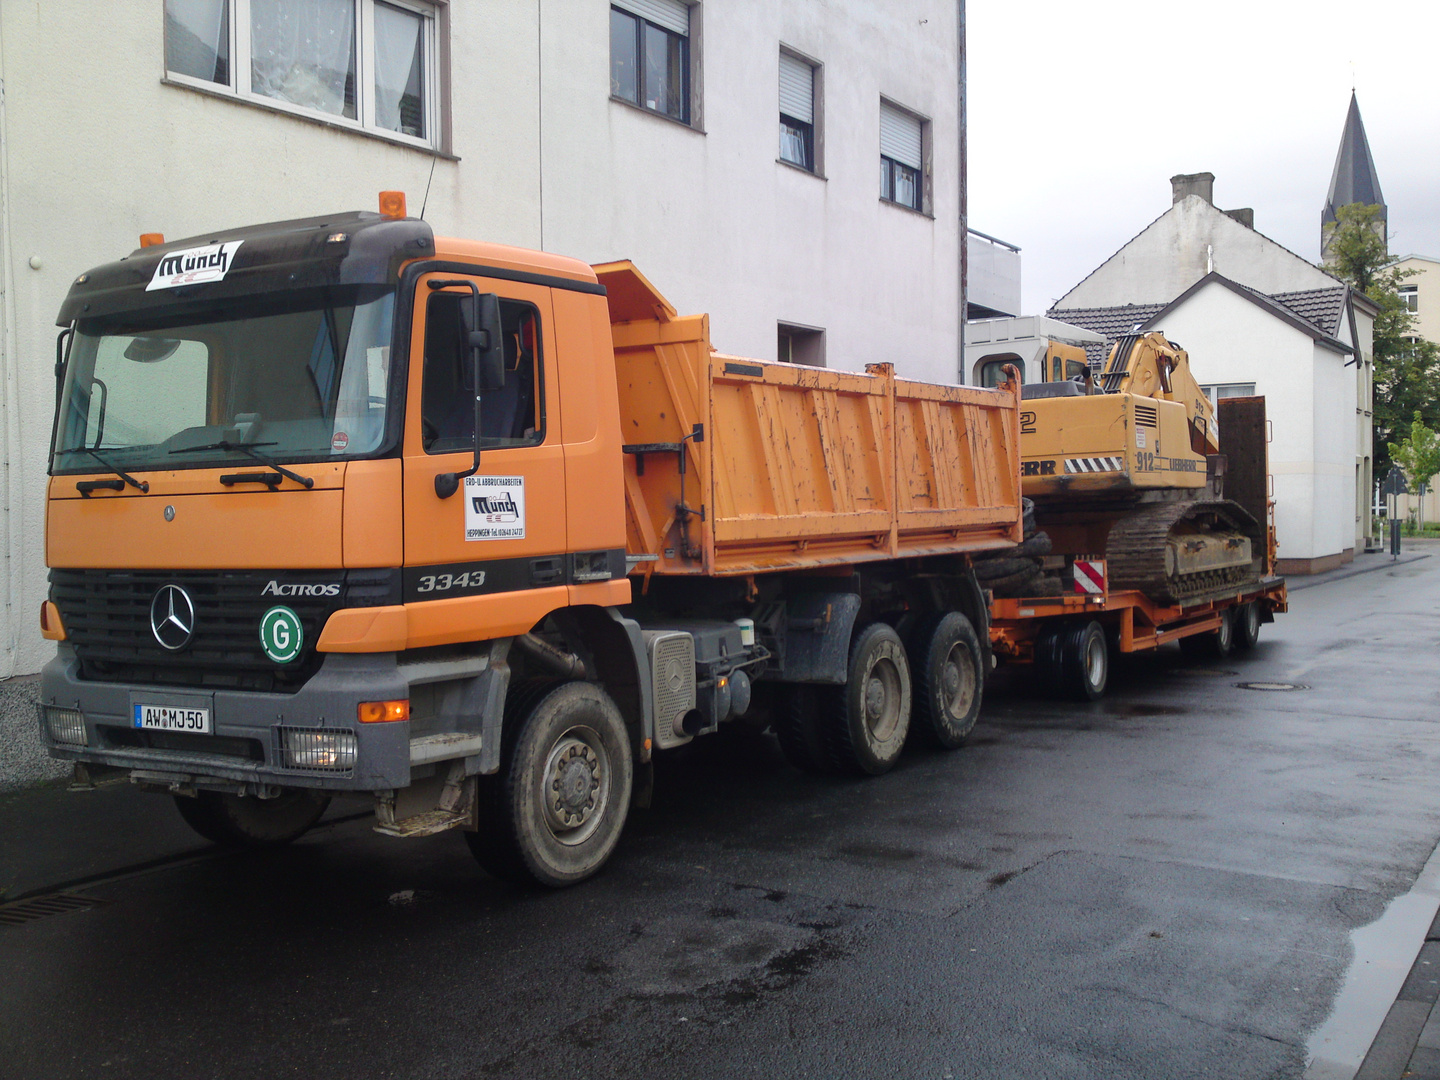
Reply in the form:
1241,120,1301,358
150,584,196,651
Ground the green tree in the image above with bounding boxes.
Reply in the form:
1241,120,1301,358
1388,412,1440,492
1323,203,1440,477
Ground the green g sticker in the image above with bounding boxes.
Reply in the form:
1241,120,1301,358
259,606,303,664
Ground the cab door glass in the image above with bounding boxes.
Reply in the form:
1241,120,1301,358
421,293,543,454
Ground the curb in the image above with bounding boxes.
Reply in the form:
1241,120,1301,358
1287,552,1430,592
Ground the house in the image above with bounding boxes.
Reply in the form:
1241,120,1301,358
1048,171,1377,574
0,0,973,785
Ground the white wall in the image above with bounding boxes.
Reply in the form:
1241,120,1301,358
1059,197,1339,309
0,0,962,678
1148,282,1358,562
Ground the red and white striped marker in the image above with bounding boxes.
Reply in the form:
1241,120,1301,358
1073,559,1106,595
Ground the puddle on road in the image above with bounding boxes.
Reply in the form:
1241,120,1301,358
1305,838,1440,1079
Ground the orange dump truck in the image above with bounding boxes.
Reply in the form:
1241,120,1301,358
37,197,1021,886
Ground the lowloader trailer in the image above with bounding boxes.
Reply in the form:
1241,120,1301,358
37,195,1022,886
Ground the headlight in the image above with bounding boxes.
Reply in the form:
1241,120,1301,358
280,728,357,772
40,705,87,746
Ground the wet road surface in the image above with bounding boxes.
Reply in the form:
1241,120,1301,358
4,553,1440,1079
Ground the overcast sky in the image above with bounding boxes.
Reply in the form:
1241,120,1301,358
967,1,1440,315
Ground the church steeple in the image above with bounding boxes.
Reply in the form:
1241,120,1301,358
1322,92,1386,259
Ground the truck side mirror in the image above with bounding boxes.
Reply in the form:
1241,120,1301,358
463,293,506,391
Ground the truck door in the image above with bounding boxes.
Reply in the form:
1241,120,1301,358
402,273,567,636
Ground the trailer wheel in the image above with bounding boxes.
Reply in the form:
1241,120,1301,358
173,790,329,848
910,613,983,749
1232,602,1262,652
466,681,632,888
827,623,911,775
774,685,837,774
1179,609,1234,659
1060,620,1109,701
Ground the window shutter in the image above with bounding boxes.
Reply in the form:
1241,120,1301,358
879,103,922,170
779,53,813,124
613,0,689,36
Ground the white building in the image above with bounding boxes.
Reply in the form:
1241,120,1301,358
1049,173,1377,574
0,0,976,786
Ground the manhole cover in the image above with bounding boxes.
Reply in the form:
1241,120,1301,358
1235,681,1308,692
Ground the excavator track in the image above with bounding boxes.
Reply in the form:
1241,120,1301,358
1105,499,1263,606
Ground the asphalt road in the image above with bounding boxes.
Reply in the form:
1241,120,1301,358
5,552,1440,1079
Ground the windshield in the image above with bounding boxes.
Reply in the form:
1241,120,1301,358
52,285,396,474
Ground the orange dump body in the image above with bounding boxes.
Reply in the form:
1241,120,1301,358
595,262,1023,579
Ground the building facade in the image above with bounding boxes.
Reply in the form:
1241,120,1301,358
0,0,967,696
1048,174,1376,573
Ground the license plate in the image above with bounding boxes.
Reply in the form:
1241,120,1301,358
134,704,211,734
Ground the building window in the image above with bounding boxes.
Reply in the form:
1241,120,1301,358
1200,383,1257,401
778,323,825,367
879,100,925,212
610,1,690,124
1401,285,1419,313
164,0,441,147
778,50,816,172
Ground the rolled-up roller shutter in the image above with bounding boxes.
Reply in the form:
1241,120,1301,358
880,102,922,168
613,0,689,36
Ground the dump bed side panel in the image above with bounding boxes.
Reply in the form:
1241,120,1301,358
599,261,1022,578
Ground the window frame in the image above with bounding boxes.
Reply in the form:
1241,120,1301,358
1400,285,1419,314
420,292,547,457
777,47,821,176
609,3,692,127
878,98,929,215
163,0,447,153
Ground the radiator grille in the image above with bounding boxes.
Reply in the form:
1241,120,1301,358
50,568,398,694
647,632,696,749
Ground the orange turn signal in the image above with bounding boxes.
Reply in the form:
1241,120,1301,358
358,699,410,724
378,191,407,220
40,601,66,641
139,233,165,248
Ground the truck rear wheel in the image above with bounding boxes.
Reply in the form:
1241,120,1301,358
1059,620,1108,701
827,622,911,775
466,681,633,888
774,685,837,774
173,790,329,848
910,612,983,749
1179,609,1234,659
1233,602,1261,651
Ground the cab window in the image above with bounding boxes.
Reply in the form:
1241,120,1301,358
978,358,1021,388
421,293,542,454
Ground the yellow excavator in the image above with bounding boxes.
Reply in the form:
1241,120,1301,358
1015,331,1265,604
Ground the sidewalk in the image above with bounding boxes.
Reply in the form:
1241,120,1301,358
1355,908,1440,1080
1286,543,1432,592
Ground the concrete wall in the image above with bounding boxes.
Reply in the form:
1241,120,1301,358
1058,196,1338,309
1395,256,1440,346
1149,282,1357,563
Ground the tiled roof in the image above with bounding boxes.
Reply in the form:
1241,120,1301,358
1050,281,1352,367
1268,287,1348,336
1045,303,1169,368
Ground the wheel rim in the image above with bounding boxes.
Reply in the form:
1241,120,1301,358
864,657,904,741
1084,633,1106,688
1244,603,1259,637
541,725,610,847
939,643,976,720
1217,611,1233,649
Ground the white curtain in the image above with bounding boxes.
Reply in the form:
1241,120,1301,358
374,3,423,136
251,0,356,119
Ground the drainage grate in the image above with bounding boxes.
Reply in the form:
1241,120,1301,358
0,892,106,927
1235,681,1308,692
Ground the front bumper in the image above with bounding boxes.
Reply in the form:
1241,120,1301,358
38,645,413,792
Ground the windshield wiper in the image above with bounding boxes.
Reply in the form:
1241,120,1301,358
70,448,150,495
169,440,315,489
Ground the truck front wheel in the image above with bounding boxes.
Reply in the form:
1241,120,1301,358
910,612,983,749
172,790,329,848
827,622,911,775
467,681,633,888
